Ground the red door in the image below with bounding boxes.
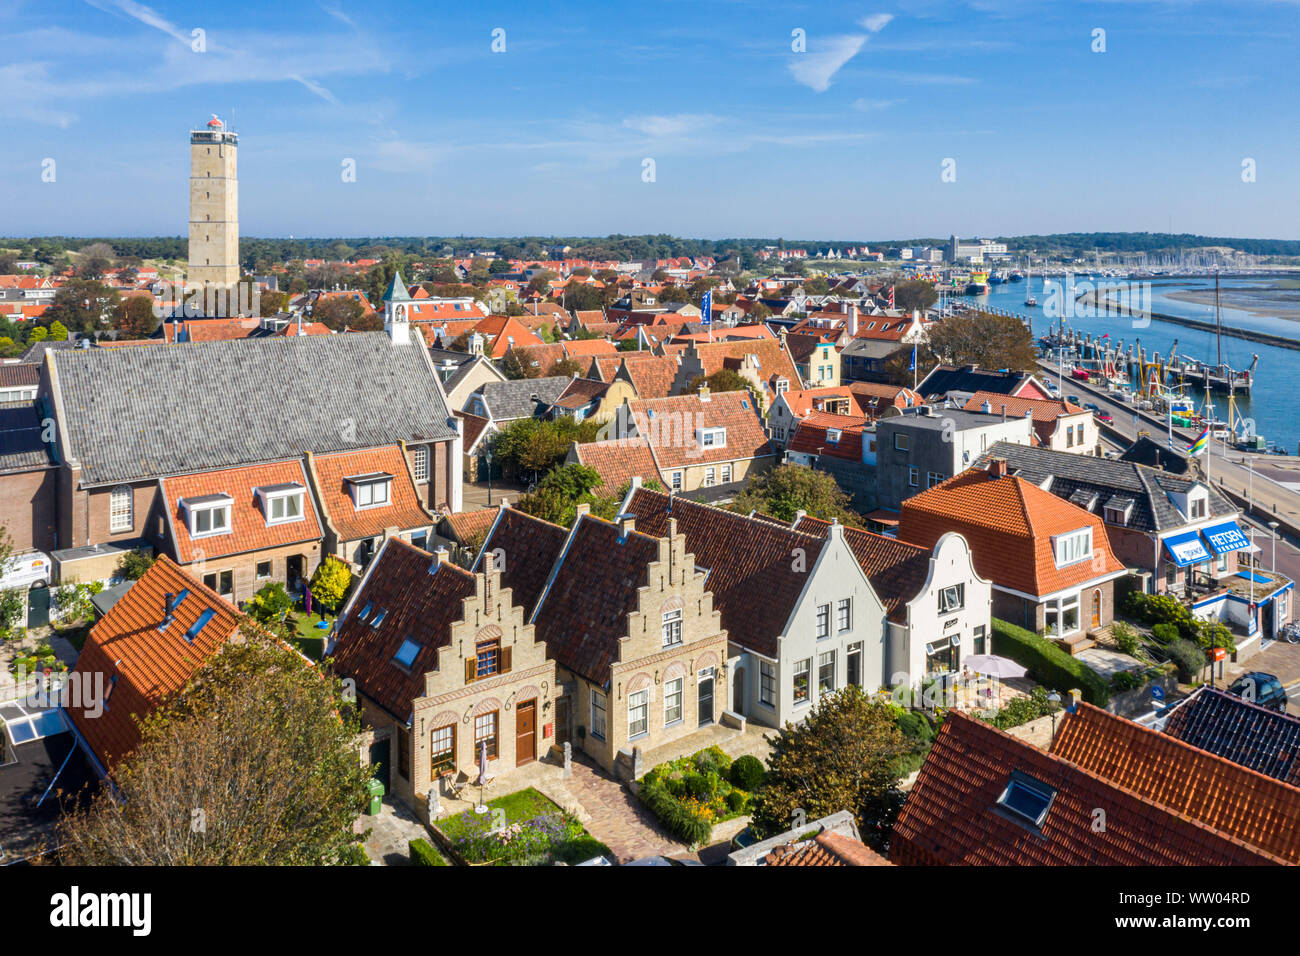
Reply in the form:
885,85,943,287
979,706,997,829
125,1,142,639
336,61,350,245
515,700,536,767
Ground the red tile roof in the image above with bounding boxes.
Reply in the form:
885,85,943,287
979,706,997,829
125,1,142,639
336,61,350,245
629,390,774,471
573,437,661,491
66,556,243,770
1050,702,1300,863
310,445,431,543
690,339,802,395
474,315,544,357
962,391,1087,445
161,318,260,343
788,411,867,462
890,711,1283,865
161,460,323,563
455,411,491,451
0,364,39,389
897,468,1124,597
441,507,497,546
329,540,478,722
766,831,891,866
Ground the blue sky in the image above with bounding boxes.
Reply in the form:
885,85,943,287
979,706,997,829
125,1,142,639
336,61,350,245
1,0,1298,240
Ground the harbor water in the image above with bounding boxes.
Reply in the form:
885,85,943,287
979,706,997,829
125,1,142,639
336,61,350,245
966,277,1300,453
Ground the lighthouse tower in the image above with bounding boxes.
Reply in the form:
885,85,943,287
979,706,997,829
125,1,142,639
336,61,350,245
188,114,240,288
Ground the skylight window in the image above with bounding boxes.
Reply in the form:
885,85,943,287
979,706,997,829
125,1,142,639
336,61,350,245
185,608,216,644
996,772,1056,829
358,601,373,622
393,639,421,669
170,590,190,612
371,609,388,627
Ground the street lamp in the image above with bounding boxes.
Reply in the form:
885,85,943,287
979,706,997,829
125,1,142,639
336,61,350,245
1270,521,1279,573
485,449,493,506
1048,691,1062,736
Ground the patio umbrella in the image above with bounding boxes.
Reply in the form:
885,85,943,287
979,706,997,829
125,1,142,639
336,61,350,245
964,654,1027,680
476,741,489,786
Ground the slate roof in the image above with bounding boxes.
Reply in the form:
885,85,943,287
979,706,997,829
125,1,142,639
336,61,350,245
1118,435,1191,475
475,376,570,423
66,556,243,771
17,339,78,363
976,441,1235,534
1051,702,1300,863
915,364,1046,401
0,402,56,474
898,467,1125,598
793,515,930,623
1162,687,1300,785
310,445,432,541
622,488,825,657
51,333,456,486
161,460,323,563
573,437,661,491
890,711,1284,866
474,505,570,615
330,540,478,723
531,514,662,686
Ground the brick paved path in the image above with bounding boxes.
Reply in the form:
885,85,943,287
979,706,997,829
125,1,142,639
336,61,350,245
560,755,689,863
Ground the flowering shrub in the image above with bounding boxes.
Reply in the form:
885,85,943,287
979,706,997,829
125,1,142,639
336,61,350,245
434,789,608,866
638,746,752,847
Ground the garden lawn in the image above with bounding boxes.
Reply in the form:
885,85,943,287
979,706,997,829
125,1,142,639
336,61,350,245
434,787,610,866
286,609,332,661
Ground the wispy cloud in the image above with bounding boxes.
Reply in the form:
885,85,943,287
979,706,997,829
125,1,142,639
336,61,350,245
289,73,340,105
789,34,868,92
859,13,895,32
85,0,190,44
853,97,903,111
622,114,720,137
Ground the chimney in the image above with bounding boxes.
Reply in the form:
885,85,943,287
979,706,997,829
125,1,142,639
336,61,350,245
989,457,1008,479
616,512,636,538
162,592,175,629
981,400,993,415
698,384,710,401
575,502,591,519
1067,688,1082,713
435,546,450,565
847,304,860,336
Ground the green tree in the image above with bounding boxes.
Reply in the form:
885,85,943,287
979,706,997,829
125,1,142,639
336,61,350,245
892,279,938,313
309,557,352,614
113,295,159,339
750,686,909,848
115,549,154,581
924,310,1038,373
311,296,367,331
48,320,69,341
58,633,370,865
247,581,293,626
29,325,47,343
686,368,750,394
490,417,602,481
547,357,583,377
730,464,861,526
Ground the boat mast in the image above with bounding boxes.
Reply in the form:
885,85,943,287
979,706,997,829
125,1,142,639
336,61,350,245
1214,269,1222,370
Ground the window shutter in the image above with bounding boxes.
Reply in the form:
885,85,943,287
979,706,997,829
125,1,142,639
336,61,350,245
465,657,476,683
500,646,512,674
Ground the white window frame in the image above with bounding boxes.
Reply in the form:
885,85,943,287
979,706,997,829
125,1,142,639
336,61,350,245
837,598,852,632
664,677,683,725
793,658,811,704
109,485,133,533
1052,528,1093,568
1045,592,1081,637
697,427,727,449
818,650,836,696
671,471,683,491
815,603,830,639
720,463,732,483
703,467,716,487
908,466,919,488
190,502,232,538
352,478,392,509
628,689,649,739
264,489,305,525
662,607,683,647
938,584,965,614
894,432,909,451
412,446,430,482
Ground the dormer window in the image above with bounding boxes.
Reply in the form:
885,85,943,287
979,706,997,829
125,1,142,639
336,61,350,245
697,427,726,449
1190,496,1207,519
256,483,305,525
182,494,233,538
346,473,393,509
1053,528,1093,567
826,428,842,444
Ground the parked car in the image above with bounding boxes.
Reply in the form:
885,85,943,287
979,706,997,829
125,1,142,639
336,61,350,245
1097,411,1114,424
1067,395,1081,406
1226,671,1289,713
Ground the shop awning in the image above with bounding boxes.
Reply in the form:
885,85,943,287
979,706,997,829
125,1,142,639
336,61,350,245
1202,521,1251,554
1163,530,1210,567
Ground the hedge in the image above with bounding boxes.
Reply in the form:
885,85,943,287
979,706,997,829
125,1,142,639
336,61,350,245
637,782,713,846
409,838,447,866
990,618,1109,705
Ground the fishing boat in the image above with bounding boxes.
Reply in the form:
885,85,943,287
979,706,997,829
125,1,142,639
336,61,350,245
964,270,990,296
1023,265,1037,306
1009,270,1025,282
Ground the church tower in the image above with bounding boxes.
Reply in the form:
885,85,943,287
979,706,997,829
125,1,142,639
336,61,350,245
384,269,412,345
188,115,240,288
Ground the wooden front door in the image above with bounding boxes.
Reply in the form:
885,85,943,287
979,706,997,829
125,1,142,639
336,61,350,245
1091,589,1102,629
515,700,536,767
